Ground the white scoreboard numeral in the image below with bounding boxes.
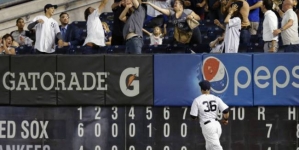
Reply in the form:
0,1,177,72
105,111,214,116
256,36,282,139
95,123,101,137
147,123,152,137
164,123,170,137
146,106,152,120
79,146,83,150
77,107,82,120
111,145,118,150
129,107,135,120
129,123,136,137
164,146,170,150
78,123,84,137
297,147,299,150
266,124,272,138
181,146,187,150
146,146,152,150
164,107,170,120
230,107,245,120
112,106,118,120
129,146,135,150
182,107,188,120
95,146,101,150
95,107,101,120
112,123,118,137
297,124,299,138
181,123,187,137
267,147,271,150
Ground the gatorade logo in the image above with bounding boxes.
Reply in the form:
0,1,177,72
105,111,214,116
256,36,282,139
119,67,140,97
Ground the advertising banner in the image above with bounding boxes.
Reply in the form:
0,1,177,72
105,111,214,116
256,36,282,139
105,55,153,105
202,54,253,106
10,55,57,105
57,55,105,105
154,54,202,106
253,54,299,106
0,55,10,104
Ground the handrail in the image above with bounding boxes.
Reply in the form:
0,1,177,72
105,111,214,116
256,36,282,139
0,0,30,9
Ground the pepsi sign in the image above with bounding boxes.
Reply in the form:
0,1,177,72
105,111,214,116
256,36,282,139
253,53,299,106
201,54,253,106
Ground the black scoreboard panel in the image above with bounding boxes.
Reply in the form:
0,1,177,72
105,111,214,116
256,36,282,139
0,106,297,150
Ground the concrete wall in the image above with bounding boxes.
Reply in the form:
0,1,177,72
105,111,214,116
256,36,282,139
0,0,113,37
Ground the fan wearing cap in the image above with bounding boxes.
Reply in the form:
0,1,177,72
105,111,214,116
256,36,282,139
28,4,64,54
82,0,108,54
190,80,229,150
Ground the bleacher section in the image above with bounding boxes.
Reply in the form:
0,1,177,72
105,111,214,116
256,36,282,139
14,12,274,55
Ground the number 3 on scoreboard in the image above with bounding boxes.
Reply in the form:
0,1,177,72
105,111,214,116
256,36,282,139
266,123,272,138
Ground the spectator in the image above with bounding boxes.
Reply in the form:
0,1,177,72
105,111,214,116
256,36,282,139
142,24,167,45
261,0,278,53
223,0,251,44
223,4,241,53
0,34,16,55
57,12,81,54
83,0,108,54
206,0,224,21
119,0,146,54
111,0,126,45
28,4,63,54
102,21,112,46
209,31,225,53
11,18,34,46
248,0,262,35
273,0,299,52
145,0,171,28
144,0,202,47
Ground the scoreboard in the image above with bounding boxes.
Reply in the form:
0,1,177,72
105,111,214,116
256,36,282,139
0,106,297,150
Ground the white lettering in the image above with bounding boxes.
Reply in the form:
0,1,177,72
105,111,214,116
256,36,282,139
0,121,6,138
40,72,54,91
258,107,265,120
254,66,271,88
55,72,66,90
21,120,29,139
97,72,108,90
67,72,82,90
292,66,299,88
2,72,15,90
273,66,290,95
83,72,96,90
16,73,30,91
234,67,251,95
288,107,296,120
119,68,140,97
28,72,40,90
7,121,16,138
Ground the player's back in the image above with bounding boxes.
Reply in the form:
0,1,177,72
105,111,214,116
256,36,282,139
191,94,227,125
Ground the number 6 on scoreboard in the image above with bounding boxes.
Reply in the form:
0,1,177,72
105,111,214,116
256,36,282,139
266,123,272,138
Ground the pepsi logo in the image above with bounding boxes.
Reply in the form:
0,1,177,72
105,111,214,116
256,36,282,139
202,56,229,93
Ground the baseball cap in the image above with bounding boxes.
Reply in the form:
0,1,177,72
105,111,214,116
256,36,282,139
199,80,211,91
44,4,58,12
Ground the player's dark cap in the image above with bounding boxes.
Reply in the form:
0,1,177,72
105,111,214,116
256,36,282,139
199,80,211,91
44,4,58,12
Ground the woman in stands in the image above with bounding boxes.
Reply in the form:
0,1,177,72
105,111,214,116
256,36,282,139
143,0,202,47
82,0,108,54
102,21,112,46
0,34,16,55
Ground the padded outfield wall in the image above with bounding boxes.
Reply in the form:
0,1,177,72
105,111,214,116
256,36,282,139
0,54,298,149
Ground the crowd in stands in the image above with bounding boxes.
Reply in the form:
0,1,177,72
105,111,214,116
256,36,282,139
1,0,299,55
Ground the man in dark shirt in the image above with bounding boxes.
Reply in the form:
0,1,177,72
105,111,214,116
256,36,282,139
111,0,126,45
119,0,146,54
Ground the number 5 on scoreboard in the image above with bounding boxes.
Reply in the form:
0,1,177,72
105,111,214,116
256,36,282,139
266,123,272,138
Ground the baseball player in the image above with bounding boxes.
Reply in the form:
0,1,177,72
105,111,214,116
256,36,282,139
28,4,64,54
190,80,229,150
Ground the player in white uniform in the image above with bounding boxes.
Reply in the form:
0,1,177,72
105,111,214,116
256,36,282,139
190,80,229,150
28,4,64,54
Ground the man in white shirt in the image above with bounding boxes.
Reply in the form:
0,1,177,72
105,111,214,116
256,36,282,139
190,80,229,150
28,4,64,54
273,0,299,52
261,0,278,52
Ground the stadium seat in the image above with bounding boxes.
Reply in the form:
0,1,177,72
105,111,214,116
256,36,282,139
106,45,126,54
143,44,169,53
72,21,86,29
167,44,188,53
15,45,33,54
190,44,210,53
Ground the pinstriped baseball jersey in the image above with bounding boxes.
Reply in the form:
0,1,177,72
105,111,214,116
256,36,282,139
190,94,228,126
